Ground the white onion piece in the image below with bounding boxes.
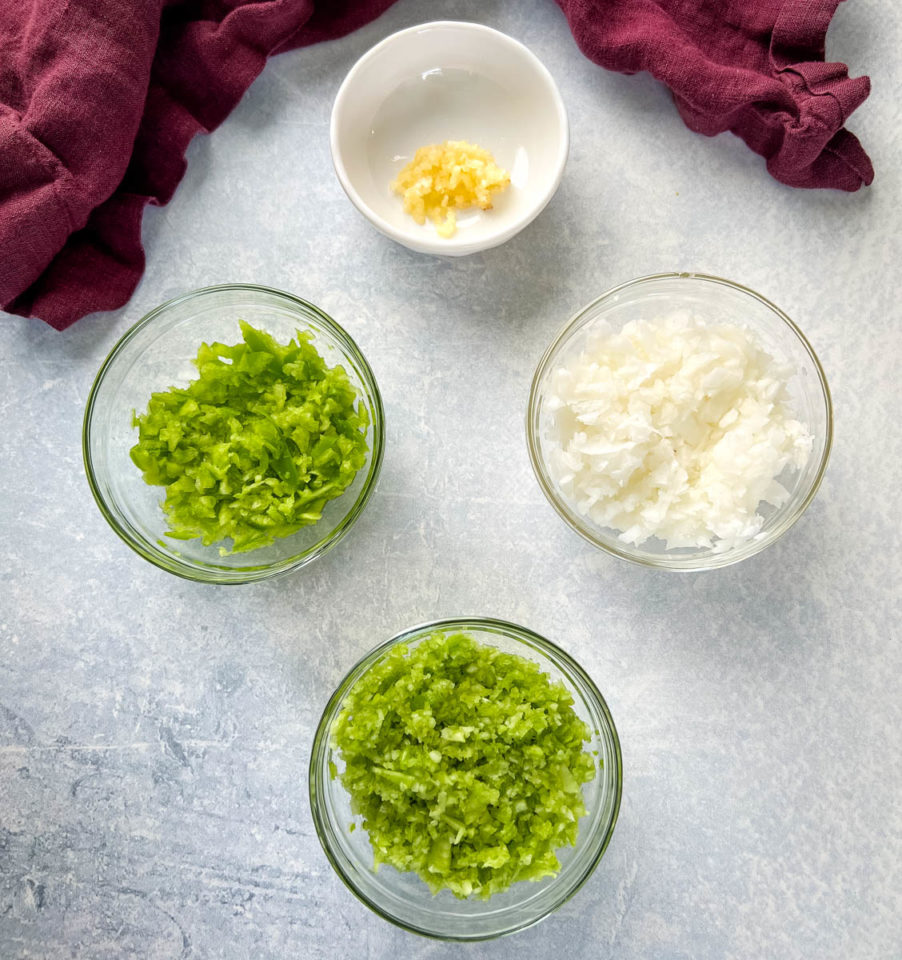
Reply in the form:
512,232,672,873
545,312,813,550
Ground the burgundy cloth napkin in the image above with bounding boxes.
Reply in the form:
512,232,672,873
556,0,873,190
0,0,872,330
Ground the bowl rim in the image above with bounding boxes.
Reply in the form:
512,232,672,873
309,616,623,941
82,282,385,585
329,20,569,257
526,271,834,572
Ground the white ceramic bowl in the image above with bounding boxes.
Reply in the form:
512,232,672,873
330,21,568,256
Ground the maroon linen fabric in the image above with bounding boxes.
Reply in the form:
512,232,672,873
0,0,398,329
556,0,873,191
0,0,872,330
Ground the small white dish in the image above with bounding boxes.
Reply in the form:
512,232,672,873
330,21,568,257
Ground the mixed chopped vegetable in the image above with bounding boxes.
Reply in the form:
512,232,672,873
331,631,596,899
130,321,369,554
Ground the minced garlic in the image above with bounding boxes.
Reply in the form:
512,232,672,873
390,140,510,238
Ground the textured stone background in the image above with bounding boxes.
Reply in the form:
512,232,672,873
1,0,900,957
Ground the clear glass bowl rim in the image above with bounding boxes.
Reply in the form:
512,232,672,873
82,283,386,584
309,616,623,941
526,271,834,571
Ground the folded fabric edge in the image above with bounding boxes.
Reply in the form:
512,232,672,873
770,0,873,185
3,0,317,329
771,0,843,70
277,0,398,52
4,192,147,331
672,92,874,192
764,125,874,189
778,64,871,131
12,0,404,329
0,120,75,307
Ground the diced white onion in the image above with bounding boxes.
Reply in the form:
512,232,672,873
544,313,813,550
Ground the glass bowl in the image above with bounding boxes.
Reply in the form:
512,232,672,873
83,284,384,584
527,273,832,571
309,617,622,941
